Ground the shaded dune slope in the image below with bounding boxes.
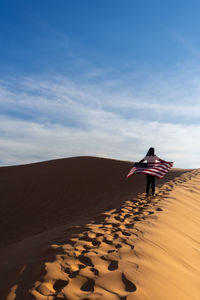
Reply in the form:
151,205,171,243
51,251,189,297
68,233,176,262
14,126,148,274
0,156,185,247
1,156,144,247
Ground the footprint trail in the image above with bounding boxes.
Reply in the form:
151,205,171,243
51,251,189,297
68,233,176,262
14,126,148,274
30,169,199,300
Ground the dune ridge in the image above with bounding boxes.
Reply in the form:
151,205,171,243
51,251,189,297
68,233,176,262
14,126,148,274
0,156,196,300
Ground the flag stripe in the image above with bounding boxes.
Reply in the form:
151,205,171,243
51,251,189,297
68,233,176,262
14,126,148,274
127,162,173,179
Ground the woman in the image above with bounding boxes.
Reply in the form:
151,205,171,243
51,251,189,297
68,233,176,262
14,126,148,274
139,147,166,197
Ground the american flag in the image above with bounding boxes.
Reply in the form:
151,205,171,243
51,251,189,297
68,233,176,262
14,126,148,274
127,161,173,179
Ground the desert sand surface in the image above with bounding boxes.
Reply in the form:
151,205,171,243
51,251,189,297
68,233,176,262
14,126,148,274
0,156,199,300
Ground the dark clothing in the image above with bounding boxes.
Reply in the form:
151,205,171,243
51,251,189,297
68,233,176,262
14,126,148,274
146,174,156,195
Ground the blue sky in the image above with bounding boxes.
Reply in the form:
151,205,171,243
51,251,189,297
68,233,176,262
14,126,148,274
1,0,200,167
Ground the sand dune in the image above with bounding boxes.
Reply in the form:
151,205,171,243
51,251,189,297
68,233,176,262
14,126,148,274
0,156,199,300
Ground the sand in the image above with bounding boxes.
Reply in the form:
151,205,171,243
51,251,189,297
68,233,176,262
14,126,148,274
0,156,199,300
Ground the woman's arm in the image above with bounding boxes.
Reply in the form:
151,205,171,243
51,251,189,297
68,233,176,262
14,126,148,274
158,158,167,163
139,158,145,163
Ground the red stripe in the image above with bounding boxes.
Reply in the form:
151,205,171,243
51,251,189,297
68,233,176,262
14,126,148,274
127,162,173,179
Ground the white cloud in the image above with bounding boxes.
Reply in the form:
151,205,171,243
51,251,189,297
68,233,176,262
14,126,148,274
1,65,200,168
0,113,200,168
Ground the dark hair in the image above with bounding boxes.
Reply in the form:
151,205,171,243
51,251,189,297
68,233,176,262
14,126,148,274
147,147,155,156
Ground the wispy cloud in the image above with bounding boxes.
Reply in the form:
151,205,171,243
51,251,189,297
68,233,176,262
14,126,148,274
1,63,200,168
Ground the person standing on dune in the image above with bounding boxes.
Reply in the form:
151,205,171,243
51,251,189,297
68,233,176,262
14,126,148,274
139,147,166,197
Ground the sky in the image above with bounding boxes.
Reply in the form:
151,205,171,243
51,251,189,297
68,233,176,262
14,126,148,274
1,0,200,168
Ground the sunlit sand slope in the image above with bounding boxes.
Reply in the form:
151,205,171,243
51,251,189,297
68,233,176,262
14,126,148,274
132,169,200,300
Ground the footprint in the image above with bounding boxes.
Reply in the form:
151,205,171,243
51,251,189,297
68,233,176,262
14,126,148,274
114,216,124,222
64,267,70,274
103,237,113,245
112,223,120,228
78,255,94,267
64,266,80,278
80,278,95,292
78,264,86,270
83,245,92,250
107,249,115,253
124,213,131,218
122,231,131,237
92,239,101,247
101,256,119,271
125,223,134,229
79,235,93,242
156,207,163,211
90,267,99,276
95,232,104,237
53,279,69,292
121,238,134,250
122,272,136,292
81,250,90,255
69,270,79,278
108,260,118,271
100,255,107,261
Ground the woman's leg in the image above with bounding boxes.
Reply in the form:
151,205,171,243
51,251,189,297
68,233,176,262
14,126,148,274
146,174,151,195
151,176,156,195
